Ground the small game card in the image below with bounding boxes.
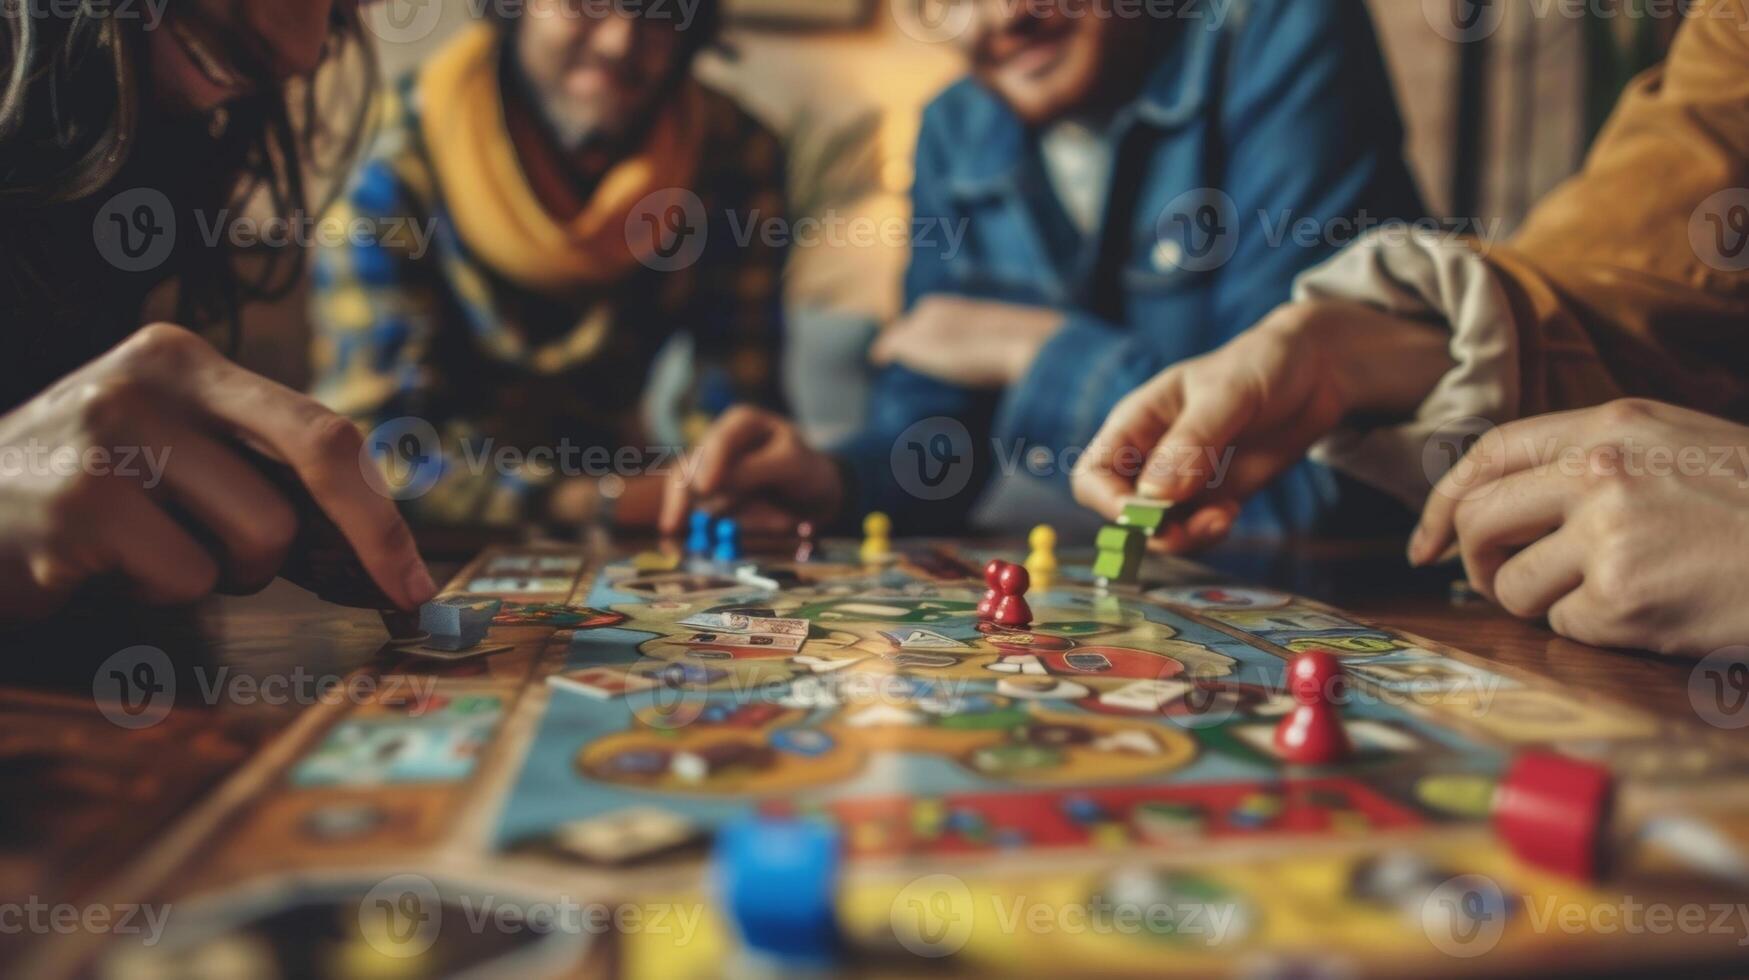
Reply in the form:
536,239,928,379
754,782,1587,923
548,667,658,700
677,613,809,638
681,630,805,654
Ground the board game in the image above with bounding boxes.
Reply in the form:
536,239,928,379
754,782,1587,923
48,537,1749,979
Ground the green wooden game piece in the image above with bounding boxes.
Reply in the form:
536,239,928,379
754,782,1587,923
1093,524,1146,585
1117,496,1173,535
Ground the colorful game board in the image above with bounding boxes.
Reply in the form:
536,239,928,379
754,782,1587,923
58,541,1749,980
493,551,1530,857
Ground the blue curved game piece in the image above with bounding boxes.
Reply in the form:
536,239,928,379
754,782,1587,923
713,517,741,562
687,510,713,556
715,818,843,967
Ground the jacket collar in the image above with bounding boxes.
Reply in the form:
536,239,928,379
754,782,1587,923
944,20,1220,201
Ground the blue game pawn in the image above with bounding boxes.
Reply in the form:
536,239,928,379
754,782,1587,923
687,510,713,556
714,517,741,562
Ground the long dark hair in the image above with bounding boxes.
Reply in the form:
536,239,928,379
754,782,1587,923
0,0,374,401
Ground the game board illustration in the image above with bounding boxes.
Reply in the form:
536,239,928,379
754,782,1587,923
487,546,1651,861
69,543,1749,980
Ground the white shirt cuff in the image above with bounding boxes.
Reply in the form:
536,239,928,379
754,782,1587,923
1293,227,1523,508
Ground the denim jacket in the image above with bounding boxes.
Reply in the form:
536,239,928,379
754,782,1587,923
836,0,1424,534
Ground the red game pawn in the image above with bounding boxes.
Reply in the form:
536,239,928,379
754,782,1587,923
1273,650,1350,764
992,563,1033,628
978,559,1007,621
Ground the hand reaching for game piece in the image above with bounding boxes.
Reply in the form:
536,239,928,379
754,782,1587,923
1412,399,1749,656
869,296,1065,389
1073,301,1455,552
659,407,846,537
0,324,437,621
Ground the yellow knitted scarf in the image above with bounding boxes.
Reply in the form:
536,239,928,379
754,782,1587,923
416,24,704,294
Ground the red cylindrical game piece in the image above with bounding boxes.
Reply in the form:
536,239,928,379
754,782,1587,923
1493,751,1614,882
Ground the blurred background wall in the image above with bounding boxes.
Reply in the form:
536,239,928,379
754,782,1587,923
239,0,1683,439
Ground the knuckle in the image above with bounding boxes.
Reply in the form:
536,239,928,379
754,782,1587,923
1598,398,1655,427
1583,462,1637,502
1583,550,1648,620
120,322,210,370
305,413,366,466
73,378,151,435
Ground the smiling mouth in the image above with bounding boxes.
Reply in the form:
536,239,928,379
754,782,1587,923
985,28,1072,72
169,18,246,93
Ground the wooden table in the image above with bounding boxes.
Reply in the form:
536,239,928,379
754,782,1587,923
0,533,1702,971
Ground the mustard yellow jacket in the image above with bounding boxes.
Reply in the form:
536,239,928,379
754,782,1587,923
1487,1,1749,419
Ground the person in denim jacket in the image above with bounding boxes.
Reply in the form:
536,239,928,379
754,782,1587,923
663,0,1423,538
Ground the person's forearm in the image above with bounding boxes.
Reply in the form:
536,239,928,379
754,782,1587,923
1286,301,1457,419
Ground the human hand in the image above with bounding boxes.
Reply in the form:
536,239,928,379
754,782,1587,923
1074,302,1452,551
657,407,845,536
0,324,436,621
1413,399,1749,656
869,296,1064,389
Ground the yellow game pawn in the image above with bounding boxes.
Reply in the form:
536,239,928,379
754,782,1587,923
861,512,892,564
1026,524,1058,585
